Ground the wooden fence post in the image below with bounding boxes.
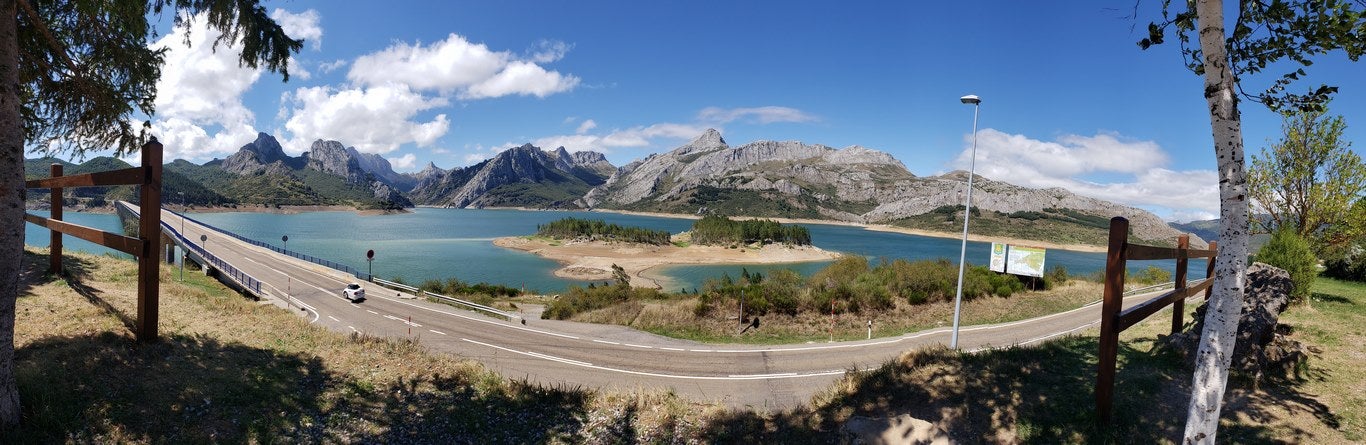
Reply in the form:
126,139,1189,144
1096,217,1129,424
49,163,63,275
1172,235,1189,334
137,138,162,343
1204,241,1217,301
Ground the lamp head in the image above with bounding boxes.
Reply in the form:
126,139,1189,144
960,94,981,105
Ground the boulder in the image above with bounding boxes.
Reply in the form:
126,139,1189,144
1165,262,1307,382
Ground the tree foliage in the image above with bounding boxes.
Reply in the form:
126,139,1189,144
1141,0,1365,112
1249,107,1365,254
689,215,811,246
535,218,672,245
19,0,302,156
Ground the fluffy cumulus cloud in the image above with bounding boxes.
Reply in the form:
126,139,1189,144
148,16,263,160
697,106,818,125
147,10,323,161
387,153,418,170
281,85,450,154
575,119,597,134
950,129,1218,220
532,123,707,153
270,9,323,50
347,34,578,98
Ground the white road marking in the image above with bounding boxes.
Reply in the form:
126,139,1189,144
461,338,850,381
347,326,357,332
384,315,422,327
429,329,447,335
622,343,652,349
328,316,340,322
366,310,378,315
592,339,620,345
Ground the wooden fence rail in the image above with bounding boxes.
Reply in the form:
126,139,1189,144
25,139,162,342
1095,216,1217,424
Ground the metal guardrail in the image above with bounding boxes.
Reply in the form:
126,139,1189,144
369,277,520,323
159,218,263,296
176,212,368,280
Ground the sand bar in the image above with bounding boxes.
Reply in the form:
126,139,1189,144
493,236,841,289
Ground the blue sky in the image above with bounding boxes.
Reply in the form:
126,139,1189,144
119,1,1365,222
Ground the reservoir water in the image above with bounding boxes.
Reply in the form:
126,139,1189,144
25,208,1200,293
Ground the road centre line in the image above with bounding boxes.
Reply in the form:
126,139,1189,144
461,338,850,381
593,339,620,345
430,329,447,335
328,316,340,322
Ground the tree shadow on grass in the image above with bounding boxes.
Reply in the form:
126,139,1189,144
7,331,594,444
693,333,1344,444
1310,291,1352,305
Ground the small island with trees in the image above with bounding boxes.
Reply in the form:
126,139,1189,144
494,215,836,286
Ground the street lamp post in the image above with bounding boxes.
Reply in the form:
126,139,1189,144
950,94,982,350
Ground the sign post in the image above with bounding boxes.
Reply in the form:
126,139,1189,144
282,235,288,252
366,249,375,281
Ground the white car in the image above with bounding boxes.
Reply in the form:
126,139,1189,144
342,283,366,302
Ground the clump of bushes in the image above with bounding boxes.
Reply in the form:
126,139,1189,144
1323,242,1366,282
543,281,670,319
690,215,811,246
419,277,522,298
692,256,1040,317
1256,227,1318,304
536,217,672,245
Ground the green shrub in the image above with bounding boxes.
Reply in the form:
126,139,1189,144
1256,227,1318,304
1131,265,1172,285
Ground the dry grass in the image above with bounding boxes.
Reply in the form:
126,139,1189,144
575,281,1104,344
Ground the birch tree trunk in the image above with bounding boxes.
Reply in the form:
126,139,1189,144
0,0,25,427
1183,0,1251,443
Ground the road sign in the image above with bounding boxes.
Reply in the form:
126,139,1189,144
367,249,374,260
199,234,206,242
282,235,288,242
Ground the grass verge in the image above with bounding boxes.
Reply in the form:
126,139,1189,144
573,281,1103,344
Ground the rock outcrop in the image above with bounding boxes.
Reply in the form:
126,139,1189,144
305,140,368,184
221,133,293,174
348,147,417,191
1164,263,1307,383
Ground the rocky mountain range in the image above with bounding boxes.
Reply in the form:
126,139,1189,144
26,129,1199,247
582,129,1196,246
409,143,614,208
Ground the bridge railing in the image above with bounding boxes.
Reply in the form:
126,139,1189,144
158,217,262,296
176,213,365,279
1095,217,1217,425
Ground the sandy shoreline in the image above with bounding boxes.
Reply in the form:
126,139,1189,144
493,236,841,289
578,208,1107,253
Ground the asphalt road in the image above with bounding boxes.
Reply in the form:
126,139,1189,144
155,208,1178,409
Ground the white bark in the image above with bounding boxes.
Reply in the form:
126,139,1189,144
1183,0,1251,443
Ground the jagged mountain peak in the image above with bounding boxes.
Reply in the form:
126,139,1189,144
221,132,291,174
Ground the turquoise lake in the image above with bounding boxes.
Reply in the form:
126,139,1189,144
25,208,1201,293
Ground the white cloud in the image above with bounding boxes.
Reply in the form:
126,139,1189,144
347,33,578,99
280,84,450,154
463,153,492,165
148,13,264,161
576,119,597,134
698,106,818,125
531,123,707,153
949,129,1218,219
318,59,348,73
387,153,418,170
271,9,323,50
528,40,572,63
